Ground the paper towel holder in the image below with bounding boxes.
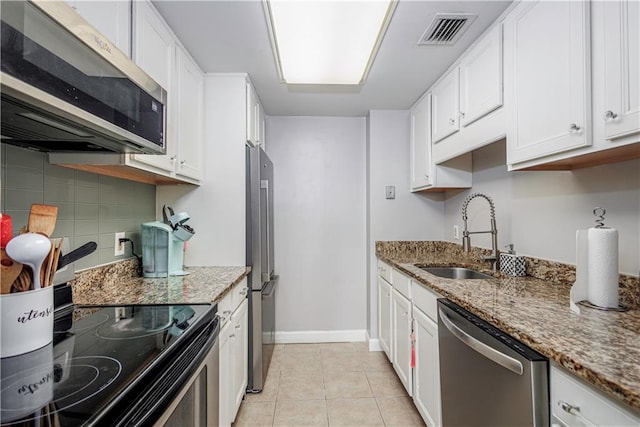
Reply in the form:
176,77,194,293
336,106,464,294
593,207,606,228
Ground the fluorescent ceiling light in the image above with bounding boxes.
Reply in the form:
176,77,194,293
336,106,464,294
265,0,396,85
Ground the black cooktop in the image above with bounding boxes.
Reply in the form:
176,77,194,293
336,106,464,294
1,304,217,426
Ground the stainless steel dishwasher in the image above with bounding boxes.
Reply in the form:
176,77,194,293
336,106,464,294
438,299,549,426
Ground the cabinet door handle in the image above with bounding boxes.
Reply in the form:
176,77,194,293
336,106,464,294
180,160,186,166
569,123,581,133
558,400,596,426
229,334,235,339
235,324,241,329
459,111,465,119
170,156,176,161
448,118,455,126
603,110,618,121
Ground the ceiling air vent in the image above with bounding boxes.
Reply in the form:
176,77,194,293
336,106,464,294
418,13,477,46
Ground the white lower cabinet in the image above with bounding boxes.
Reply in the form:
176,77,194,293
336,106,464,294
377,276,392,358
391,288,412,397
412,306,441,427
218,319,232,427
378,263,444,426
231,298,248,418
218,280,248,427
550,364,640,426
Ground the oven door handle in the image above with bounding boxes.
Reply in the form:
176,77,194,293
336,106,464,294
439,308,523,375
116,321,219,426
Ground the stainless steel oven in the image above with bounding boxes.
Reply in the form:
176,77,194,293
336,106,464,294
1,302,219,427
155,335,219,427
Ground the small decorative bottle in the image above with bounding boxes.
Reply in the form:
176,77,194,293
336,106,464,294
500,244,526,277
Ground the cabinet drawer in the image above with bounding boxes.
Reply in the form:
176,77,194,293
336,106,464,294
412,282,441,322
550,365,640,426
377,260,392,283
232,278,249,311
393,269,411,299
217,292,233,327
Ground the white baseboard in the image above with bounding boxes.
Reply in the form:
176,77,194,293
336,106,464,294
275,329,367,344
368,340,382,352
366,332,383,352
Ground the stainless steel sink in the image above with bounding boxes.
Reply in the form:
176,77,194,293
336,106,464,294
419,266,494,280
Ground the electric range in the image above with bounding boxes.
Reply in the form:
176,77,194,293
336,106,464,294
1,301,218,426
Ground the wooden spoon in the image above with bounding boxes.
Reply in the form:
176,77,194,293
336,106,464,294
47,239,64,286
41,239,56,287
1,248,23,294
11,267,31,292
28,204,58,237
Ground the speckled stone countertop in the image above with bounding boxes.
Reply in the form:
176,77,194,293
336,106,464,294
376,241,640,413
71,259,250,306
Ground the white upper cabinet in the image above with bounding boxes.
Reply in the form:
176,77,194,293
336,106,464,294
246,81,265,148
430,22,506,165
602,0,640,140
67,0,131,57
505,0,591,166
51,1,204,185
175,48,204,181
131,0,176,174
410,93,472,192
459,24,503,128
431,68,460,144
410,93,432,190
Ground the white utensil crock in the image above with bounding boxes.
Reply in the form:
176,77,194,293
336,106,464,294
0,286,54,357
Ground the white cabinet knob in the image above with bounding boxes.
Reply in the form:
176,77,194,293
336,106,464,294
603,110,618,121
170,156,176,161
569,123,581,133
459,111,465,119
449,118,455,126
180,160,186,166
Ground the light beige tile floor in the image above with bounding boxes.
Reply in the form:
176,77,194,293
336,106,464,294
232,343,425,427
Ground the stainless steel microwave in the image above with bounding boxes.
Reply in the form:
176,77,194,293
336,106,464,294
0,0,166,154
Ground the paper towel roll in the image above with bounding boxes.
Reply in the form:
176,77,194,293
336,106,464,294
586,227,619,308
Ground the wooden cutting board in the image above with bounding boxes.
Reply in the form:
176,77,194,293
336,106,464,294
28,204,58,237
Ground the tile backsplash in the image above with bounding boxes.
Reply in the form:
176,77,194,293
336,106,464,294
1,144,156,270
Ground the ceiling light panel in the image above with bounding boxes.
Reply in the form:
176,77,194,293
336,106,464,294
266,0,395,85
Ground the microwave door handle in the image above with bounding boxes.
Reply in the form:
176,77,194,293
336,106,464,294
261,179,270,283
439,308,523,375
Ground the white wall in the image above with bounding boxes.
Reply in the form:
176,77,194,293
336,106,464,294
266,116,367,341
157,75,247,266
366,110,444,338
443,140,640,275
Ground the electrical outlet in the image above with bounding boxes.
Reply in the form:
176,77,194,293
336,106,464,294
114,232,125,256
385,185,395,199
453,225,460,240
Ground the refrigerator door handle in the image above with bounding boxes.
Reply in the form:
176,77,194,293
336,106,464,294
260,179,271,283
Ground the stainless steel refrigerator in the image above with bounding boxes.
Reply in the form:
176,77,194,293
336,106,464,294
246,146,278,392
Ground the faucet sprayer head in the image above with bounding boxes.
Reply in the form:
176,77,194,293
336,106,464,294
461,193,496,220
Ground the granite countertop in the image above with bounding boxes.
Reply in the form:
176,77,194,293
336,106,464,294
376,241,640,413
72,263,251,306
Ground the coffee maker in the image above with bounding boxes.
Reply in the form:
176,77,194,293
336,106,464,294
141,206,195,277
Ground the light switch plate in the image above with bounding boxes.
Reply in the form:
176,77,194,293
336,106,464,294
385,186,395,199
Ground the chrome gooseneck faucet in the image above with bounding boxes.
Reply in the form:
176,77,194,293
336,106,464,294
461,193,499,270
